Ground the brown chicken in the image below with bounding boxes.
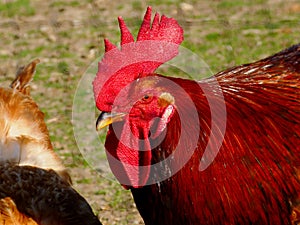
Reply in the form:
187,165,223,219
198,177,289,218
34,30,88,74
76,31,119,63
0,60,102,225
0,59,69,181
94,7,300,225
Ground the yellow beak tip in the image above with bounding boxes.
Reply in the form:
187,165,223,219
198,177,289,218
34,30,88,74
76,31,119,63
96,118,113,130
96,112,126,131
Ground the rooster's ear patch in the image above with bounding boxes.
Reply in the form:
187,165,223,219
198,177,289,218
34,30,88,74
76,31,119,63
158,92,175,107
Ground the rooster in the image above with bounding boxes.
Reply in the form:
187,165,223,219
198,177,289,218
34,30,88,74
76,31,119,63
94,6,300,225
0,60,102,225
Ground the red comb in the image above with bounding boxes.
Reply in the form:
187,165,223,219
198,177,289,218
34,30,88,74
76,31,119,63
93,6,184,111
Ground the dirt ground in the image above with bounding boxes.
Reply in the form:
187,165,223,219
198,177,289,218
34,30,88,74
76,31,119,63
0,0,299,224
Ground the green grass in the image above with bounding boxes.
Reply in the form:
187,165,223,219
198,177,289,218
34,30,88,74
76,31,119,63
50,0,81,8
132,1,143,11
0,0,35,17
57,61,70,75
95,190,107,195
77,178,92,184
217,0,266,9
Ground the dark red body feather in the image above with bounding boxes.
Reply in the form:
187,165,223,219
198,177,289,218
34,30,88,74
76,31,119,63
128,44,300,225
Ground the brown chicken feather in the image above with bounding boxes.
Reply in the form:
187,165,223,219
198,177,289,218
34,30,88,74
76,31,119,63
0,198,37,225
0,60,102,224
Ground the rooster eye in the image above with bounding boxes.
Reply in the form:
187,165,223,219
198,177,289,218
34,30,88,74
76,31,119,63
142,94,152,102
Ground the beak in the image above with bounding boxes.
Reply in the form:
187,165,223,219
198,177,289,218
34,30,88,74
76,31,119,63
96,112,126,130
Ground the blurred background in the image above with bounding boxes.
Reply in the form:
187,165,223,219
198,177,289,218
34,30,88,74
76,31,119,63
0,0,299,224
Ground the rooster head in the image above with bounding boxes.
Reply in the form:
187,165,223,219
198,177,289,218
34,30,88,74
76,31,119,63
93,7,184,188
96,75,176,137
96,75,179,188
